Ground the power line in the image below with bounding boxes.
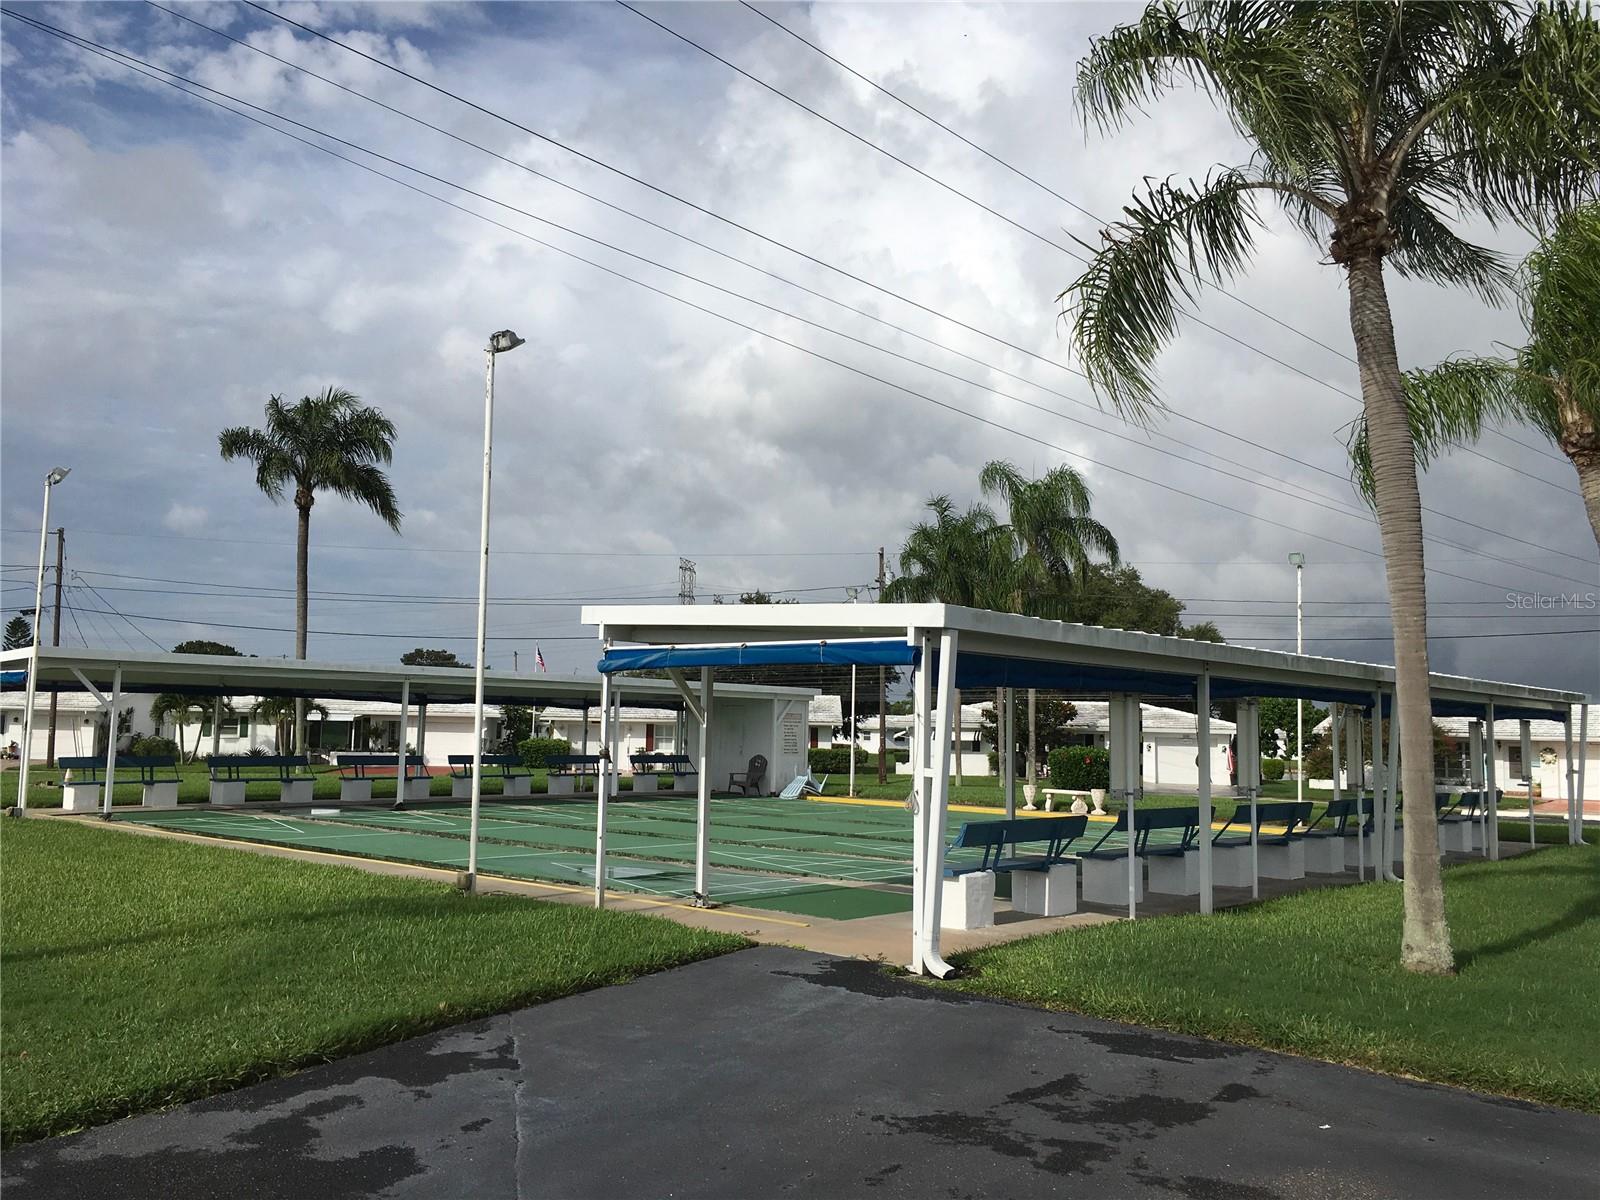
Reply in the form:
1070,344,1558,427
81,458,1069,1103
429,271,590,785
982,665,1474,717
124,3,1595,570
736,0,1571,472
6,11,1586,599
236,0,1576,499
71,573,167,651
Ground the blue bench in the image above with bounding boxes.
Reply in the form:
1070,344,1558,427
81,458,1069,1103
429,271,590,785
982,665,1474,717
58,755,108,812
447,753,533,798
629,752,697,793
334,753,430,804
121,754,182,809
943,815,1088,877
1076,807,1203,901
208,754,313,806
1213,799,1310,882
547,753,602,795
943,815,1089,924
1299,796,1373,871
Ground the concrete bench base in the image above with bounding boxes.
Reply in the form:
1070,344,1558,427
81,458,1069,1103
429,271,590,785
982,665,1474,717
1303,836,1346,874
399,777,432,802
1257,839,1305,880
1439,820,1474,853
451,777,473,799
1146,852,1200,896
1013,862,1077,916
62,780,101,813
209,781,247,806
281,779,314,806
141,782,179,810
1344,836,1377,869
340,779,374,804
1211,844,1254,888
1079,856,1142,907
941,870,995,930
504,775,532,797
631,775,659,793
548,775,577,796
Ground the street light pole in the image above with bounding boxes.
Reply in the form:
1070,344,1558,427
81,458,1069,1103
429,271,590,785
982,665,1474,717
465,330,524,892
17,468,70,814
1289,552,1306,805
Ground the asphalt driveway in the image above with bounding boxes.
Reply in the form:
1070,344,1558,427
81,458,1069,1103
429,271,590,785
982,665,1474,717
5,946,1594,1198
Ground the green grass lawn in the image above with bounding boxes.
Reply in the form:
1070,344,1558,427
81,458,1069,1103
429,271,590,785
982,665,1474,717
0,763,673,809
944,843,1600,1110
0,817,746,1145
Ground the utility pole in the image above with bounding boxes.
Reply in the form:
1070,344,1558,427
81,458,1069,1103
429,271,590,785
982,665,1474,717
678,557,697,605
45,528,63,767
877,546,887,784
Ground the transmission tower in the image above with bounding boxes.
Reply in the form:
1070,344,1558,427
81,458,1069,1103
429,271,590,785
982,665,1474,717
678,557,697,605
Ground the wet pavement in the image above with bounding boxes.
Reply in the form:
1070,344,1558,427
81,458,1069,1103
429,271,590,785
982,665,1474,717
5,946,1594,1199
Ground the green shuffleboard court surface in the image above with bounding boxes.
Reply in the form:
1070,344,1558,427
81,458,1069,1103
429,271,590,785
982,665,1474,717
111,795,1184,920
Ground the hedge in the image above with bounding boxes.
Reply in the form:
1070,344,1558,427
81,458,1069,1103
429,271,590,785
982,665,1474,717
1261,757,1286,783
517,737,572,768
1047,745,1110,791
808,747,869,773
128,735,182,759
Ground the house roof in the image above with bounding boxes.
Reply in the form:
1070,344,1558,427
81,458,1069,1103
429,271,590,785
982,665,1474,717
1314,709,1596,744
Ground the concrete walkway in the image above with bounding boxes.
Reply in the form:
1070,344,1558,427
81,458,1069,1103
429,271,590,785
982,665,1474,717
5,947,1594,1199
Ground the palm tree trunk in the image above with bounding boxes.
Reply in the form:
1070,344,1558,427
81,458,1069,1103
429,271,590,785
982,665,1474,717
1347,254,1454,975
1556,393,1600,550
294,496,311,757
1572,452,1600,552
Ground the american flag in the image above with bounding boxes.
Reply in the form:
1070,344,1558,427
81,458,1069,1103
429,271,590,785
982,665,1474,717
535,645,547,673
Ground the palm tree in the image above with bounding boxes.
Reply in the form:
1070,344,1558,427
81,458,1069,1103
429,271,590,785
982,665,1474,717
1061,3,1598,974
220,389,401,753
882,495,1019,608
1349,204,1600,549
980,460,1121,784
251,697,329,755
150,694,235,762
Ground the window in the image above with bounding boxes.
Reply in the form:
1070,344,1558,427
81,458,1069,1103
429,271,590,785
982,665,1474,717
1508,744,1525,779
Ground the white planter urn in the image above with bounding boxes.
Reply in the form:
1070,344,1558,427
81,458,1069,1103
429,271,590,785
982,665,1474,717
1090,788,1108,815
1070,797,1089,816
1021,783,1037,811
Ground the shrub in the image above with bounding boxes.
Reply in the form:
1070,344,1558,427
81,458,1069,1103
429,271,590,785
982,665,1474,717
518,737,572,769
128,735,181,759
1047,745,1110,791
808,747,868,773
1303,744,1334,780
1260,757,1286,783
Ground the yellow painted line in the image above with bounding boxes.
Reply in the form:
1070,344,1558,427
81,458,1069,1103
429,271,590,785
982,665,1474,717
112,823,812,926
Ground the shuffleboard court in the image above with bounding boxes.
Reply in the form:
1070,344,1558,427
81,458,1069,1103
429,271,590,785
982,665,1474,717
112,795,1189,918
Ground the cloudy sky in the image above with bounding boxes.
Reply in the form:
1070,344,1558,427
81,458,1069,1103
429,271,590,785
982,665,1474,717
2,1,1595,695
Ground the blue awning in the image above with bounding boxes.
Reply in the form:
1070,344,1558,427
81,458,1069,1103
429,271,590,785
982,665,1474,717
950,652,1196,696
1,670,26,689
1209,677,1377,709
598,639,920,674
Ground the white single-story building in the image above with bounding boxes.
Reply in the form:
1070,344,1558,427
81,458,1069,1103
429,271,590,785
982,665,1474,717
0,690,156,761
1313,707,1600,799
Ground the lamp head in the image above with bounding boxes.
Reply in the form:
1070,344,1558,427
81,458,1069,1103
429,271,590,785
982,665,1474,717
488,329,525,354
1288,552,1305,568
45,467,70,486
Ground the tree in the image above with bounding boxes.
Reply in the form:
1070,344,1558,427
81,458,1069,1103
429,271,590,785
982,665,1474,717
979,460,1120,783
3,614,33,650
221,388,401,754
1349,204,1600,548
251,697,329,755
495,704,534,754
401,648,466,667
151,694,236,762
1256,696,1330,760
171,639,244,657
881,495,1019,608
1063,2,1599,975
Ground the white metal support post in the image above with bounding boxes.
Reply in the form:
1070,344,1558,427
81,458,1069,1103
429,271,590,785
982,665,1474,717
210,697,223,760
1242,699,1260,899
1486,702,1499,860
1331,702,1344,864
1469,718,1486,855
848,664,857,798
1196,671,1213,915
907,630,930,969
594,669,611,907
1109,693,1137,919
395,680,410,809
1564,716,1577,845
1520,719,1535,846
1002,688,1016,821
695,666,713,904
1578,704,1590,845
1348,708,1366,880
1370,691,1385,878
917,628,958,978
1290,552,1305,807
18,469,69,812
1384,693,1400,881
100,665,122,818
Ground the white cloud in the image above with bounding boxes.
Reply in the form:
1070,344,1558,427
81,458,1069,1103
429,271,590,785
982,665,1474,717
163,503,209,534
